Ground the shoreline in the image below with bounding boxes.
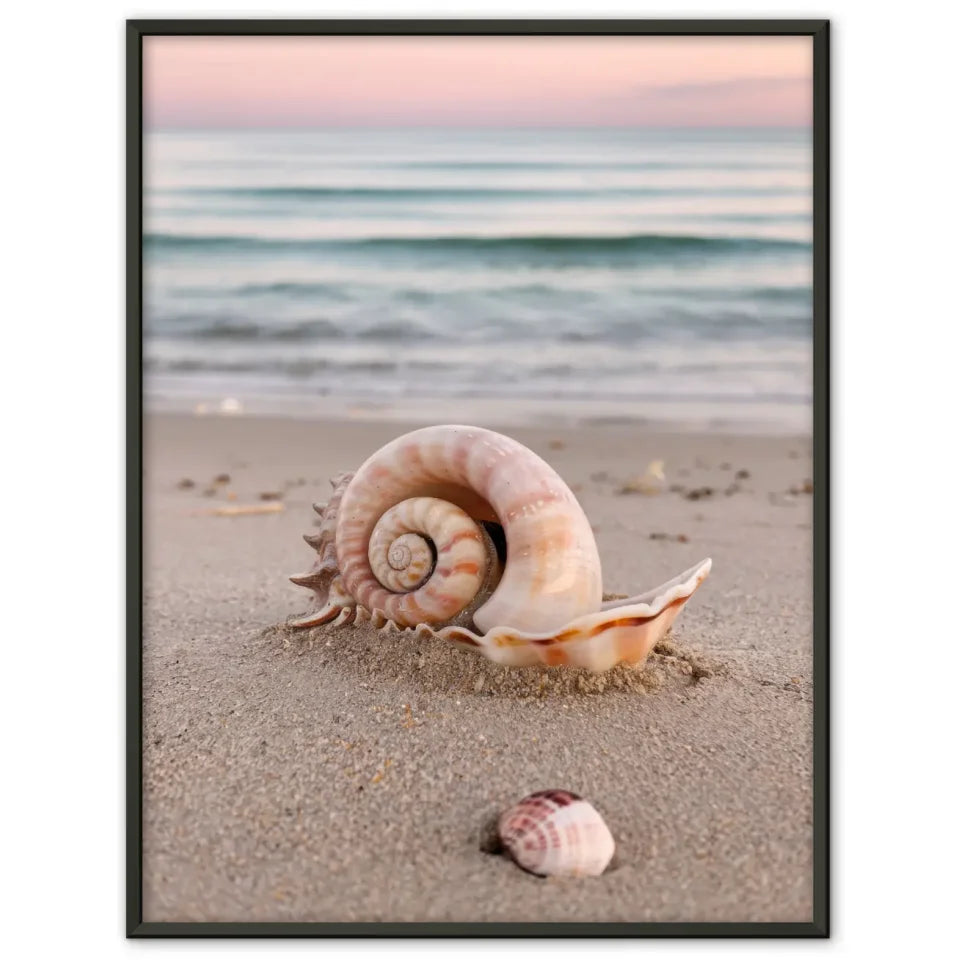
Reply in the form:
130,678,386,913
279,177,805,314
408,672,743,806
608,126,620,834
145,390,814,437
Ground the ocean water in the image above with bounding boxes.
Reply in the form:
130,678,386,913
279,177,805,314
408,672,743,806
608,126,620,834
144,128,813,429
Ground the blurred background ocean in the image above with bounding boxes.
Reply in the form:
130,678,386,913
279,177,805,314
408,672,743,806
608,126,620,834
144,127,812,430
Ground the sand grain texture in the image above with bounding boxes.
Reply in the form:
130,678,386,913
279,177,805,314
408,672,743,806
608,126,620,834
143,415,814,923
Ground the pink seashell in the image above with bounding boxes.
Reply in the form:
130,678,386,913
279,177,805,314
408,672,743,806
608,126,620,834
498,790,615,878
334,424,602,634
289,425,711,672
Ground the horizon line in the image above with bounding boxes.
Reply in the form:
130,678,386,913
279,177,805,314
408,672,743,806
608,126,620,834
146,122,812,132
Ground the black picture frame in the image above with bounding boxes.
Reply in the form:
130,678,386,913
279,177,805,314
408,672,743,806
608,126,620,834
127,17,829,938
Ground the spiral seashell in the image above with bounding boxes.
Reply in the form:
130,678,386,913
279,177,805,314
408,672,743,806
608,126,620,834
336,424,602,634
498,790,615,877
289,425,712,672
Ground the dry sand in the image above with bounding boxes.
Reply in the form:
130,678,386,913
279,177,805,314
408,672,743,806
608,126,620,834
142,413,814,923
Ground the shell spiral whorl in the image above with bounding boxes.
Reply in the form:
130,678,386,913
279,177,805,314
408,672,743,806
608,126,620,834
386,535,421,575
365,496,490,621
335,425,603,633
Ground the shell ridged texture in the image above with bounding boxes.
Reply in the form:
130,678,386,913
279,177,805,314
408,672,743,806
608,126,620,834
499,790,615,877
288,472,355,625
336,425,603,634
366,497,488,617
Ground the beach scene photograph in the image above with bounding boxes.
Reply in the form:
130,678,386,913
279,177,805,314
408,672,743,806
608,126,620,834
140,32,818,926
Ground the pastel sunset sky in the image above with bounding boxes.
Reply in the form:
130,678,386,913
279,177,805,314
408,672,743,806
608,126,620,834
144,35,812,128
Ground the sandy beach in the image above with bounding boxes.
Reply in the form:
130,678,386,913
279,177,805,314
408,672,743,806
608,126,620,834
142,412,814,924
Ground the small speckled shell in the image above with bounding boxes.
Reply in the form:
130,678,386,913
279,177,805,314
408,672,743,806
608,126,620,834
499,790,615,877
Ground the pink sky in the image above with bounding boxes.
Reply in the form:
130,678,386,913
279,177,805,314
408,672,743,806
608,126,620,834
144,36,812,128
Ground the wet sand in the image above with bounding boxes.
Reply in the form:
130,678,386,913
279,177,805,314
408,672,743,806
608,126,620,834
142,413,814,923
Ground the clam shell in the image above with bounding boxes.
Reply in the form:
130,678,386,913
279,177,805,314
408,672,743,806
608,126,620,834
499,790,615,877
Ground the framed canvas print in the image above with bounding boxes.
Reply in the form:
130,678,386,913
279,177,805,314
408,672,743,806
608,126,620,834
128,18,829,937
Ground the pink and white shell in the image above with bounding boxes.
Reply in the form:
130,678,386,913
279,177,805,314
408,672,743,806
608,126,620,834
289,425,712,672
498,790,615,878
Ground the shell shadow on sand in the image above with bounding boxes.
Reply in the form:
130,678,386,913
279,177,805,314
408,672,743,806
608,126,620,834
263,617,725,700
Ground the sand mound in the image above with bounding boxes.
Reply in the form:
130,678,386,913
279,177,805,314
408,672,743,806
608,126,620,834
264,618,724,699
